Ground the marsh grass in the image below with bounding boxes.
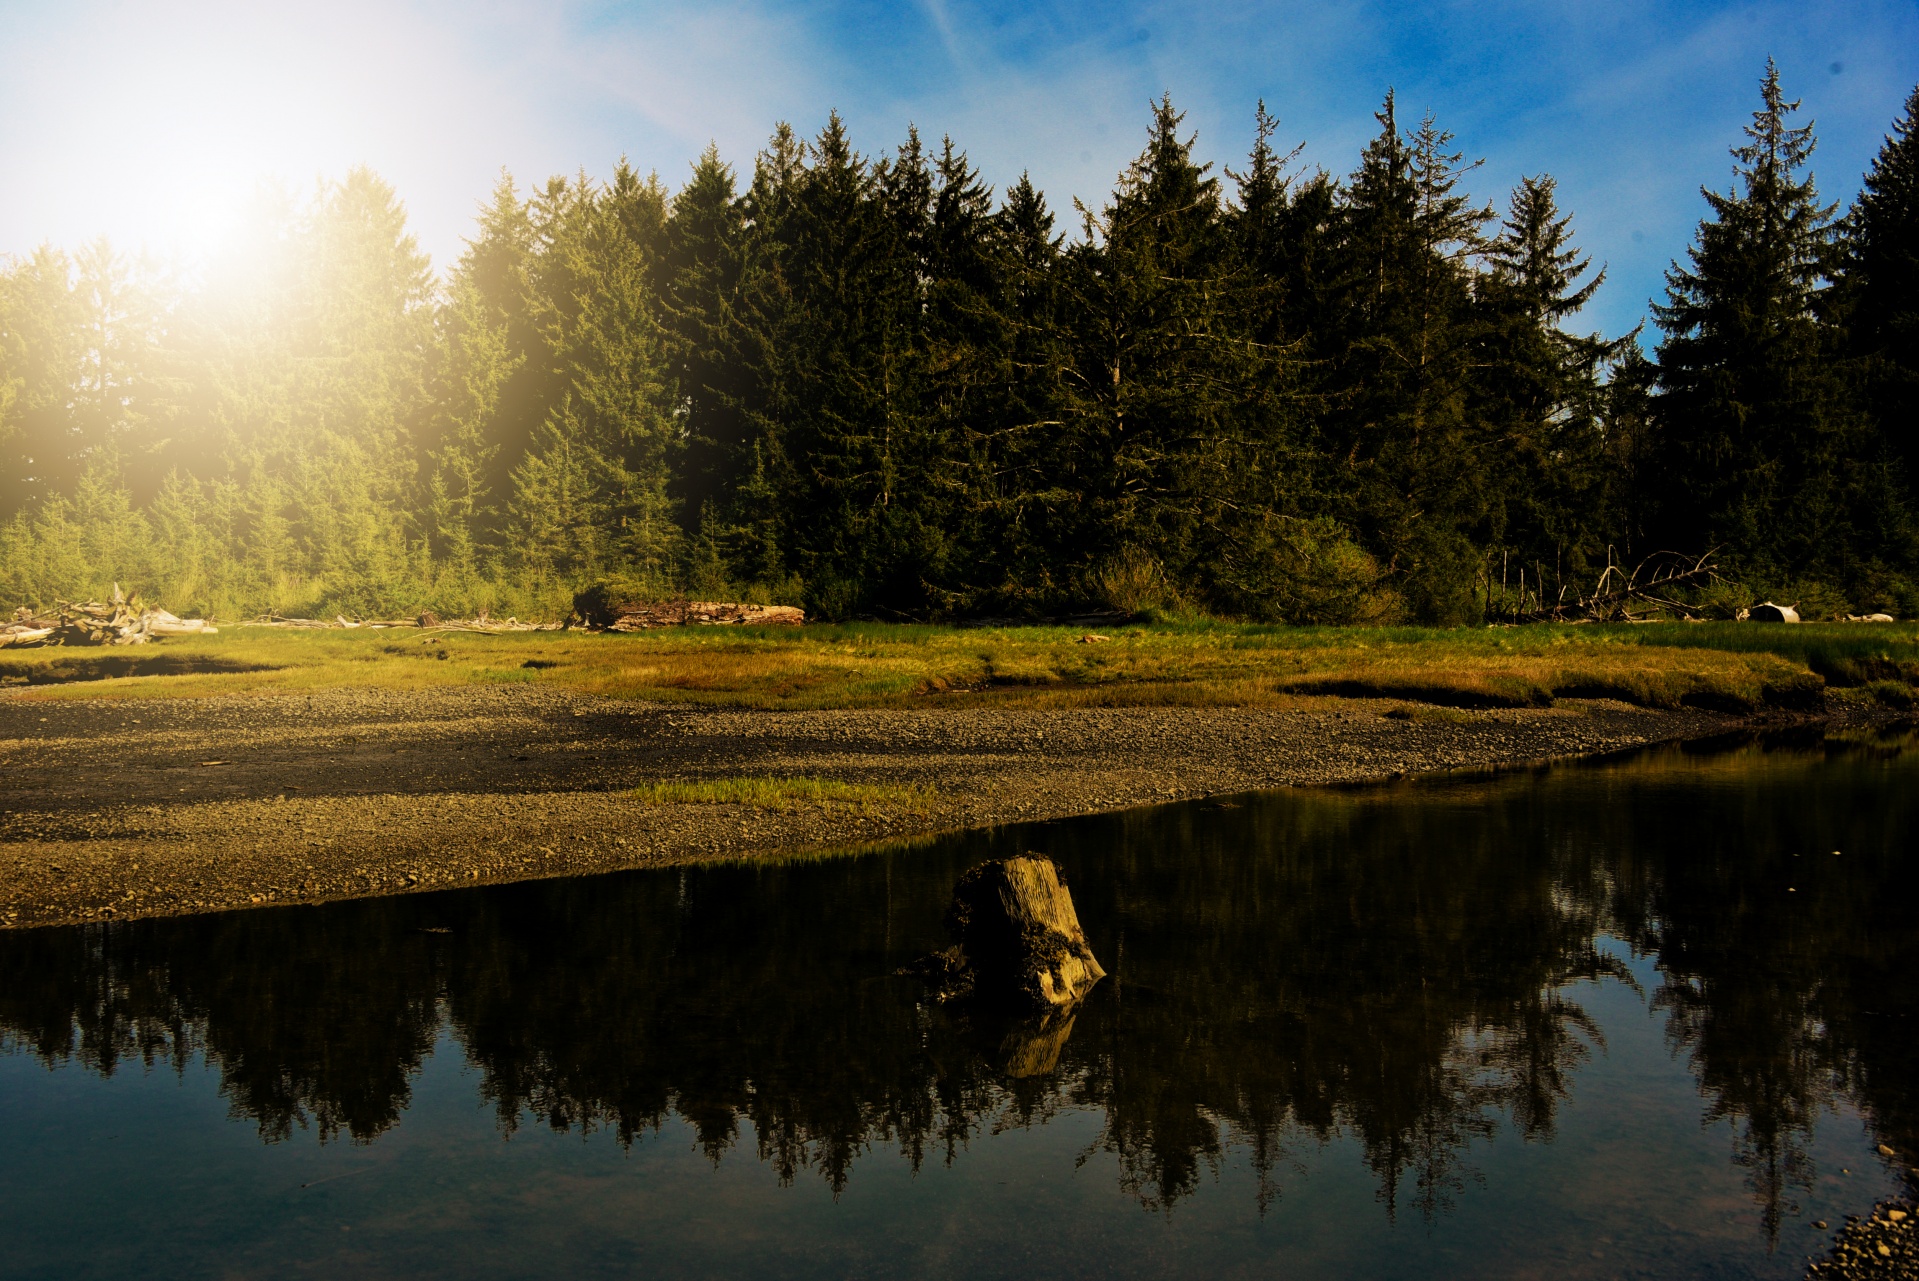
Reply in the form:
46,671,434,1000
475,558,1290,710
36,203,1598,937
629,775,935,811
4,618,1915,714
1382,705,1479,724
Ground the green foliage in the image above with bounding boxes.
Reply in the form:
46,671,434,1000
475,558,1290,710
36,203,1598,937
3,73,1917,621
1652,63,1915,604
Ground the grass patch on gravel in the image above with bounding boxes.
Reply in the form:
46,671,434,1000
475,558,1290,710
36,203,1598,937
7,619,1916,714
630,775,934,811
1382,705,1479,724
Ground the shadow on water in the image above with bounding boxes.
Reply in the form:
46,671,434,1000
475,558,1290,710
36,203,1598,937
2,724,1916,1248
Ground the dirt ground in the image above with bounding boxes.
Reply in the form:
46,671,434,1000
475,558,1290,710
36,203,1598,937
0,685,1798,929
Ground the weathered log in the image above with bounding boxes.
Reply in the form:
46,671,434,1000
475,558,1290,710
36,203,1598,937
909,855,1106,1013
589,598,805,630
4,590,217,647
1748,602,1801,623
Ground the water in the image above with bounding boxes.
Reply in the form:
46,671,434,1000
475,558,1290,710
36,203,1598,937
3,726,1916,1279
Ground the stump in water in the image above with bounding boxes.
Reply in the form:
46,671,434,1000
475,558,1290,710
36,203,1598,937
912,855,1105,1013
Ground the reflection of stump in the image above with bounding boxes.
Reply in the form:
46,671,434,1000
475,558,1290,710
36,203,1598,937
995,1009,1079,1078
910,855,1106,1013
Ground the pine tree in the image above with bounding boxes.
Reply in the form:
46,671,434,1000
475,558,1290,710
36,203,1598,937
0,247,85,518
1652,61,1872,591
1477,175,1616,589
511,162,681,587
661,145,749,537
968,172,1070,611
1320,94,1491,622
452,173,541,538
1846,85,1919,503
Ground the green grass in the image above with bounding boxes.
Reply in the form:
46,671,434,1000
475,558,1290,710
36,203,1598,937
1381,705,1479,724
2,618,1915,715
629,775,935,811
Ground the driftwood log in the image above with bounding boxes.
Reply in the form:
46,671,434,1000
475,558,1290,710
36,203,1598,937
1,586,216,648
608,601,805,630
236,613,561,633
1501,550,1725,623
1748,602,1801,623
909,855,1106,1013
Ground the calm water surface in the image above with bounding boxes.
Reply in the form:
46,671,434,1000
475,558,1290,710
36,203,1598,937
3,727,1917,1279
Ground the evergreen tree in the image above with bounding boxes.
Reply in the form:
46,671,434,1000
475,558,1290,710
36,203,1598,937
1651,61,1899,596
660,146,750,544
0,247,86,518
1320,94,1491,622
1477,175,1616,590
1846,85,1919,502
6,85,1917,621
511,163,680,585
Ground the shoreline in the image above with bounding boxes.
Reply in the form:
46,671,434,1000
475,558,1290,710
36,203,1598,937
0,685,1892,931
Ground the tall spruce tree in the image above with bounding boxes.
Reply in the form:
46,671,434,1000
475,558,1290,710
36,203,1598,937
1054,97,1308,614
1477,175,1615,588
1321,95,1491,622
972,172,1070,611
1846,85,1919,504
1652,61,1897,599
660,145,750,560
511,163,680,586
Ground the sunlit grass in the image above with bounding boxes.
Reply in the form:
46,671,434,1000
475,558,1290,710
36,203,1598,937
629,775,935,811
3,619,1915,713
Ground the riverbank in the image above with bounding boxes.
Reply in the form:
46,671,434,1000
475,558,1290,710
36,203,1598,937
2,682,1877,930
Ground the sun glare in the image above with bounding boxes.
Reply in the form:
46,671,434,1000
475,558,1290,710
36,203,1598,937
14,3,422,272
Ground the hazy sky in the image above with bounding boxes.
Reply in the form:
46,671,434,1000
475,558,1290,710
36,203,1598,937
2,0,1914,337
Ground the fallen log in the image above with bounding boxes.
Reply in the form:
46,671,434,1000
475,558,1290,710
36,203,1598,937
3,588,217,647
1499,550,1724,623
573,586,806,630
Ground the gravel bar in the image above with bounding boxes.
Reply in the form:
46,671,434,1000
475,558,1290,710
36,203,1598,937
0,686,1794,929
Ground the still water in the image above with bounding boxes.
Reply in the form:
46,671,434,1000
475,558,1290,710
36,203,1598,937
3,727,1916,1279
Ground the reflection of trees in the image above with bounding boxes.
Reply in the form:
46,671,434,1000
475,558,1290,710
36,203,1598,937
0,904,442,1142
1,728,1914,1219
1610,730,1919,1240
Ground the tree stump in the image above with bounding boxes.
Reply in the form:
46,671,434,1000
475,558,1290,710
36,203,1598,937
910,855,1106,1013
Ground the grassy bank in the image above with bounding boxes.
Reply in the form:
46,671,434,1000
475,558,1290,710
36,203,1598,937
5,620,1917,715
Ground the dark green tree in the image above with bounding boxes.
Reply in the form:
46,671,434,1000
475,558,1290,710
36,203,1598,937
1652,62,1907,604
1846,85,1919,504
1475,175,1618,598
1319,95,1491,622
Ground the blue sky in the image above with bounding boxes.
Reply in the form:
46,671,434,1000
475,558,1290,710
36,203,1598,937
2,0,1915,337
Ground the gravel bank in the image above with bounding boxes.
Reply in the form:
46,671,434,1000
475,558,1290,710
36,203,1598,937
0,686,1769,929
1809,1196,1919,1280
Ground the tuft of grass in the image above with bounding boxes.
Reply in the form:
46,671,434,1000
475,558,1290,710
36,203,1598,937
1382,705,1477,724
629,775,935,811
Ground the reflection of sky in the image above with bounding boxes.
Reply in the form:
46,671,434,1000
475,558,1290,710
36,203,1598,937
1,1,1915,337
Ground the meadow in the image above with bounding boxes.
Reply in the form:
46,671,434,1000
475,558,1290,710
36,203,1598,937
4,620,1915,715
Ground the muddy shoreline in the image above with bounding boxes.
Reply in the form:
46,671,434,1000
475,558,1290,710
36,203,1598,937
0,686,1875,930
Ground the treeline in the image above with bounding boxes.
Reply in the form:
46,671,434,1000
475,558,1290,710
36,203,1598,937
2,64,1915,623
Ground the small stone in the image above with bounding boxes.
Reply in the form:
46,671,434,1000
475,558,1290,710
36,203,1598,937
1879,1243,1893,1258
1890,1209,1910,1223
1880,1144,1899,1158
1814,1220,1828,1229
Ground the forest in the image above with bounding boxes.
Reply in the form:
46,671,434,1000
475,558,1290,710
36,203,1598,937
1,63,1915,625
